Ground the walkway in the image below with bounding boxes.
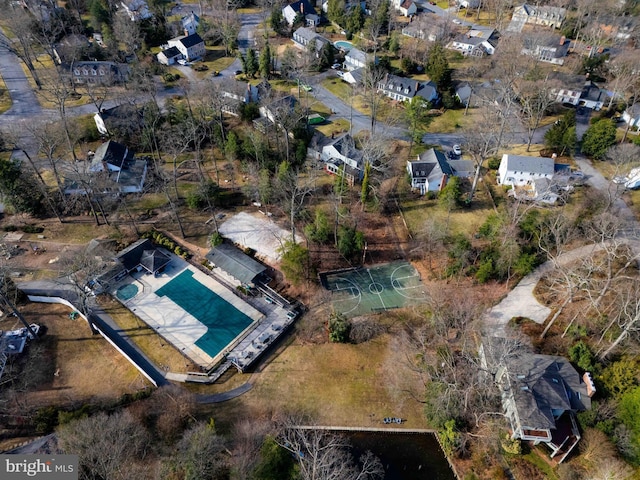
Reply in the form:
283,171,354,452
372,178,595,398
483,154,640,337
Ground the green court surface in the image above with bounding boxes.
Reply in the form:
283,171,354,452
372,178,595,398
155,270,253,358
320,261,427,317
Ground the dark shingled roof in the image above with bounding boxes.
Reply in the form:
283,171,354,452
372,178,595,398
140,249,171,273
178,33,203,48
160,46,181,59
92,140,132,169
205,243,267,285
116,239,156,272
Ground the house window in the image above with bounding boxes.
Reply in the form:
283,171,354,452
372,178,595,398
74,69,80,75
91,69,97,75
99,69,104,75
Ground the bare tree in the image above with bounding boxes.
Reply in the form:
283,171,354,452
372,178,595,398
57,410,150,480
276,419,384,480
277,163,317,240
0,6,42,88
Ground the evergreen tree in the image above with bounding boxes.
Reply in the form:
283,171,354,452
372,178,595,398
269,8,286,36
317,43,335,70
259,44,272,79
244,48,260,78
426,43,451,93
544,110,576,156
327,0,346,26
581,119,617,160
361,162,371,205
346,5,365,34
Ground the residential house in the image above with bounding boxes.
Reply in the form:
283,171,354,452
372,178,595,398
53,34,89,65
596,15,634,40
119,0,152,21
71,61,129,85
521,34,570,66
511,4,566,29
547,72,585,106
402,14,445,42
344,47,377,71
343,67,364,85
397,0,417,17
497,154,555,187
455,83,472,106
292,27,332,55
181,12,200,36
167,33,205,61
282,0,316,26
157,46,182,66
93,104,144,136
579,81,608,110
479,337,593,463
321,134,364,185
66,141,148,194
259,94,298,125
622,103,640,131
377,73,439,103
89,141,132,173
220,80,261,115
448,26,498,57
456,0,481,7
205,243,268,288
406,148,473,194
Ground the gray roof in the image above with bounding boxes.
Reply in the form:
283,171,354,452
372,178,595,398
456,83,472,103
140,249,171,273
408,148,453,183
503,154,555,176
508,353,590,429
327,133,364,164
379,74,438,101
205,243,267,285
346,47,369,64
110,158,147,189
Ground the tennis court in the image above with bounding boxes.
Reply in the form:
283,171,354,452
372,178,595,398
156,270,255,359
320,261,427,317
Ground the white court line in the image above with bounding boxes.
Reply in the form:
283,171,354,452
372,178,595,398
332,276,362,314
390,265,427,300
367,268,386,310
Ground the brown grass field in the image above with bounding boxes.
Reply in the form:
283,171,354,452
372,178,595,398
1,302,150,411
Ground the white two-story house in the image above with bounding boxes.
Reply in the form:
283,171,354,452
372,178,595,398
497,154,555,186
167,33,205,61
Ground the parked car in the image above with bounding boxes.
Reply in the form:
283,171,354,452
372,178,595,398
177,59,188,66
331,63,341,69
452,144,462,156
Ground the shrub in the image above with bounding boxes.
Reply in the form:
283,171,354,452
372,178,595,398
487,157,501,170
3,225,17,232
22,224,44,234
328,312,350,343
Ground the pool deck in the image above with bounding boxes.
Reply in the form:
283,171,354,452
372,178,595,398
112,256,264,369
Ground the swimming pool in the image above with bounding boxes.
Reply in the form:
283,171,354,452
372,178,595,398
155,270,254,358
334,40,353,51
116,283,139,301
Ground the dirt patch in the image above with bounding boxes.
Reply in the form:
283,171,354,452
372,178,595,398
0,302,150,413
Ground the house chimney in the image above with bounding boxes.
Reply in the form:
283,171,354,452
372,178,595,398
415,81,419,91
560,35,566,45
184,29,189,37
300,2,304,13
583,372,596,398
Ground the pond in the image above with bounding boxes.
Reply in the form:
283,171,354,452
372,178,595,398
345,431,455,480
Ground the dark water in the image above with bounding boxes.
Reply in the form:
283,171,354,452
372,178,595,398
345,431,455,480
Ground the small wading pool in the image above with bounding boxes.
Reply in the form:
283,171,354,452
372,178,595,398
116,283,139,301
334,40,353,51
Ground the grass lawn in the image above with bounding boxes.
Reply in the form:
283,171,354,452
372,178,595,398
0,73,11,113
315,118,351,136
9,302,148,410
321,77,400,124
98,296,200,373
212,332,433,429
427,108,474,133
193,47,236,79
